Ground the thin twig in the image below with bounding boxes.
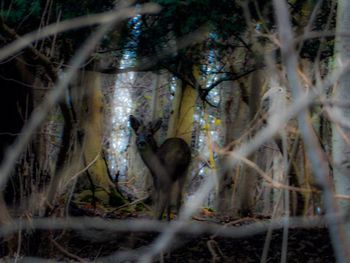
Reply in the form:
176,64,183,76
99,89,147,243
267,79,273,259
66,153,100,185
272,0,350,262
50,237,86,263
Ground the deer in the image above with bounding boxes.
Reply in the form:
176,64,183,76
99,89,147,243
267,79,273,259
129,115,191,220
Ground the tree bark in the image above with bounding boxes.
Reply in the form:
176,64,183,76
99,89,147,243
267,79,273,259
217,80,250,216
81,71,113,192
172,67,198,145
332,0,350,244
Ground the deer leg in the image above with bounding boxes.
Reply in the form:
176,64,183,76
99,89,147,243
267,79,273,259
176,175,186,217
166,203,171,221
157,190,170,220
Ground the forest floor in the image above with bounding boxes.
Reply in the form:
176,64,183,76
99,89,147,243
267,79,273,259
48,225,333,263
61,222,334,263
1,205,335,262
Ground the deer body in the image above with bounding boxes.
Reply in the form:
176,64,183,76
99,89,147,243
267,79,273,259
129,115,191,220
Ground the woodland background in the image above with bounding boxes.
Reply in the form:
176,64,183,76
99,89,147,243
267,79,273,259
0,0,350,262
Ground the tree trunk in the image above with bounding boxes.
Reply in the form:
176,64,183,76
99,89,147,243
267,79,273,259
175,84,197,144
171,67,198,145
167,78,183,139
217,80,249,216
332,0,350,244
81,71,113,192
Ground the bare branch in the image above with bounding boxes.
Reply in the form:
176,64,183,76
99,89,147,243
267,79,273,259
272,0,350,262
0,215,337,245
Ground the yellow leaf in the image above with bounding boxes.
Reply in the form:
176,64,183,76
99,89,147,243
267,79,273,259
215,119,221,126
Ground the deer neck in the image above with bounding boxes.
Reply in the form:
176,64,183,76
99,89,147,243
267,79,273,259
139,148,169,185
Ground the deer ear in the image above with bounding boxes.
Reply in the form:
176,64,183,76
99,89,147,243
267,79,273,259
150,118,162,133
129,115,140,132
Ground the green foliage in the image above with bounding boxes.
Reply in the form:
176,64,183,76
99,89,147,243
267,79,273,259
1,0,115,33
151,0,245,37
109,188,126,207
131,0,247,65
1,0,41,23
135,202,145,211
299,0,336,61
55,0,114,20
79,193,95,203
0,0,116,63
0,0,337,73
